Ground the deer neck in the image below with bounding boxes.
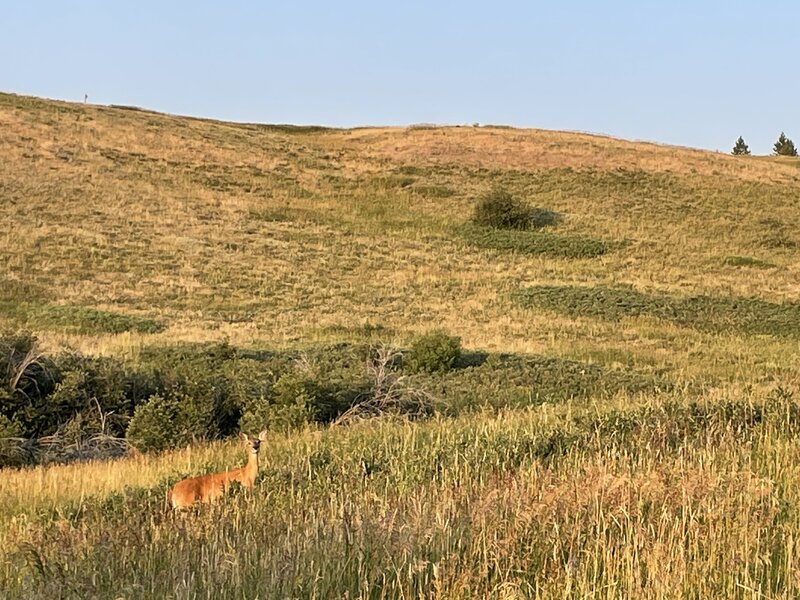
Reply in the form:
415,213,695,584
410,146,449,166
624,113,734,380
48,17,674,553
241,450,259,485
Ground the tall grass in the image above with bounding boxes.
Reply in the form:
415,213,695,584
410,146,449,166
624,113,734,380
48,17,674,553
3,390,800,598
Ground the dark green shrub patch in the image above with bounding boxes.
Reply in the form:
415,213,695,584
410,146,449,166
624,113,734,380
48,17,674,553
472,189,538,230
128,342,372,450
516,285,800,337
0,332,59,438
125,394,184,453
405,331,462,374
461,225,609,258
0,334,672,464
239,372,319,433
128,387,251,452
43,354,132,438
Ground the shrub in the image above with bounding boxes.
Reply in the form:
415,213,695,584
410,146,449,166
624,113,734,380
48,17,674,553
405,331,462,374
0,331,59,437
135,341,245,438
472,190,561,231
239,372,318,433
472,190,534,230
0,413,22,438
126,392,219,453
0,414,27,468
125,394,180,453
47,355,130,437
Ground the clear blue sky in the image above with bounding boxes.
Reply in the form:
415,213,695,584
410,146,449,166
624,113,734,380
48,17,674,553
2,1,797,154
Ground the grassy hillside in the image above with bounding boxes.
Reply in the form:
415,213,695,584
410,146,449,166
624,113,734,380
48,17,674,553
3,92,800,598
2,92,800,373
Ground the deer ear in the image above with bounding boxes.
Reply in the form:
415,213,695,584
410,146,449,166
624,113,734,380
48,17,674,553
239,432,249,442
258,430,268,441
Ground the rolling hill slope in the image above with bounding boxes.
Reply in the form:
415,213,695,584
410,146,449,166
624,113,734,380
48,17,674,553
2,91,799,386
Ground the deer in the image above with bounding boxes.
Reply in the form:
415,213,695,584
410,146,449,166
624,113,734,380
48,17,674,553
168,430,268,509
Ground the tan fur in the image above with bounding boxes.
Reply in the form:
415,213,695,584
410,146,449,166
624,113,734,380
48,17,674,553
169,431,267,509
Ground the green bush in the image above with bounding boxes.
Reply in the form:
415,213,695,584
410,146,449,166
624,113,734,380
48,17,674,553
0,413,22,438
471,190,561,231
0,414,27,468
240,372,318,433
47,355,130,437
135,341,245,438
472,190,534,230
125,394,181,453
405,331,462,374
0,331,59,437
126,392,219,453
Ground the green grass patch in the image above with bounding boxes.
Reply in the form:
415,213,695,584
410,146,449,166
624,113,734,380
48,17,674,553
395,165,428,176
414,185,456,198
250,208,296,223
516,285,800,337
721,255,776,269
318,322,394,340
414,352,666,414
0,302,165,335
460,224,609,258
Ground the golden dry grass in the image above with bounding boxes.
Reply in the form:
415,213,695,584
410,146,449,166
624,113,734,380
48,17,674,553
4,398,800,598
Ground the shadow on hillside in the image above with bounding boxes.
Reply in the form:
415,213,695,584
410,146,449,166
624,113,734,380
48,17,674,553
454,351,489,369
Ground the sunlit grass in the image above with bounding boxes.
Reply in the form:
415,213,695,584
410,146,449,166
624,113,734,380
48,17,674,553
3,392,800,598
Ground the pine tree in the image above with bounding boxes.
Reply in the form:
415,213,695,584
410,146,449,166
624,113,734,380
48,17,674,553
773,132,798,156
731,136,750,155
